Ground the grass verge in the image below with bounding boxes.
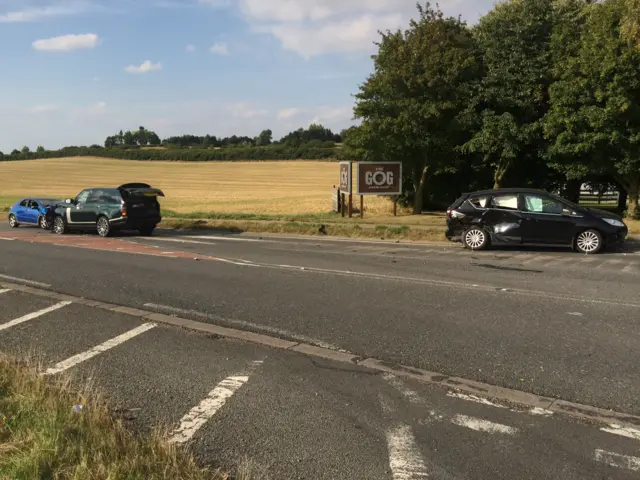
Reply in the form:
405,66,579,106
159,217,448,242
0,354,238,480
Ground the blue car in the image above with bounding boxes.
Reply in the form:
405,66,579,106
8,198,63,230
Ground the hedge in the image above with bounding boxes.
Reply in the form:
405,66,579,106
0,145,347,162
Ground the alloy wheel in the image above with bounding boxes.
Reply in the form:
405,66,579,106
53,217,65,235
8,214,17,228
38,216,48,229
465,229,485,249
97,218,109,237
576,231,600,253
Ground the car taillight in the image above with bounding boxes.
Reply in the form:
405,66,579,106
446,209,451,218
121,204,127,217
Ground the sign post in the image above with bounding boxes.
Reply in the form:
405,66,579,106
339,161,353,218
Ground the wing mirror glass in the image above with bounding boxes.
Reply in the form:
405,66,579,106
65,198,73,204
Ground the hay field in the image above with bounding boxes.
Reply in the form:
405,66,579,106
0,157,397,216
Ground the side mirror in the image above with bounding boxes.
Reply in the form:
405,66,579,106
65,198,73,204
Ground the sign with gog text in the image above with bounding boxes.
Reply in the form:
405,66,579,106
356,162,402,195
339,161,352,194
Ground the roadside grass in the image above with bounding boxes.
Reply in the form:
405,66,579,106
160,218,448,242
0,354,245,480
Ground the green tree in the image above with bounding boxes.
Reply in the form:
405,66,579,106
545,0,640,217
464,0,554,188
621,0,640,47
354,3,482,213
36,145,45,153
256,129,273,146
21,145,30,154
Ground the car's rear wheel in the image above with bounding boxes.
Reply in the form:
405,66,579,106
53,216,67,235
463,227,489,250
38,215,49,229
8,214,19,228
138,226,155,236
575,229,603,254
97,216,111,238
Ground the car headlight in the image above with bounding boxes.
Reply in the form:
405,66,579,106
603,218,625,227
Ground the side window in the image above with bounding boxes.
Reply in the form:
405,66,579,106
19,200,28,207
86,190,103,204
28,200,39,210
469,196,489,209
523,195,564,215
491,194,519,210
75,190,91,204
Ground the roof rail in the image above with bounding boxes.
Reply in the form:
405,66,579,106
118,183,152,189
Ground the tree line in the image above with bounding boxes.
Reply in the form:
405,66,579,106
344,0,640,217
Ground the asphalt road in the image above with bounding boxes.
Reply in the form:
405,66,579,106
1,287,639,479
1,224,640,477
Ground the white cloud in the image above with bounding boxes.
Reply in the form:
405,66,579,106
32,33,100,52
199,0,486,57
209,42,229,55
0,3,89,23
227,102,268,118
125,60,162,73
277,107,301,120
186,44,196,52
26,104,59,114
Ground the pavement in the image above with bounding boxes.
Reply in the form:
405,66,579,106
1,223,640,478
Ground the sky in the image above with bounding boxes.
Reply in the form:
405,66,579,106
0,0,496,152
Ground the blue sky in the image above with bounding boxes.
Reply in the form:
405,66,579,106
0,0,495,152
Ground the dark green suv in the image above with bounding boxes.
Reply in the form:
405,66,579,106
52,183,164,237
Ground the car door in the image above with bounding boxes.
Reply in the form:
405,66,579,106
481,193,524,244
68,189,93,224
14,200,29,222
25,200,40,224
520,193,576,245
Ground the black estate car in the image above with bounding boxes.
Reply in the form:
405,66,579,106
52,183,164,237
446,188,628,254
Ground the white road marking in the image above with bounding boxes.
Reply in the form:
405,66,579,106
169,373,255,445
42,323,156,376
601,424,640,441
143,303,348,352
451,414,518,435
594,449,640,472
567,312,584,316
0,237,14,241
386,424,430,480
0,289,11,295
138,237,217,246
0,273,51,288
383,374,423,404
446,392,507,409
189,235,264,243
529,407,554,416
0,301,71,332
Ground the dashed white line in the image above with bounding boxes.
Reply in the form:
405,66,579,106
139,237,217,246
386,424,430,480
601,424,640,441
594,449,640,472
0,301,71,332
451,414,518,435
43,323,157,376
0,273,51,288
0,289,11,295
169,370,256,445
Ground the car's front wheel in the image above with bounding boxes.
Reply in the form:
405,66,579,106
53,216,67,235
8,214,19,228
97,216,111,238
463,227,490,250
575,229,603,254
38,215,49,229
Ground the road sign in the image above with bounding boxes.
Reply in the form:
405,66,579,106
356,162,402,195
339,162,352,194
